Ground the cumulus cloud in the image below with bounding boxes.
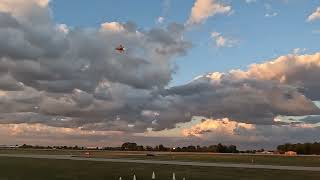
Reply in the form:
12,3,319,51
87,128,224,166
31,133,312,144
245,0,256,3
157,16,165,24
232,53,320,100
0,0,50,11
211,31,237,47
182,118,254,137
190,119,320,149
160,70,319,127
56,23,69,34
264,3,278,18
265,12,278,18
0,0,192,131
0,3,190,91
101,22,125,32
186,0,231,26
0,0,320,149
156,0,170,25
292,48,307,55
307,7,320,22
148,53,320,128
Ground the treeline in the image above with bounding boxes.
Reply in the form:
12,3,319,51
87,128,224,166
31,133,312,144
16,143,239,153
277,142,320,155
19,144,87,150
120,142,239,153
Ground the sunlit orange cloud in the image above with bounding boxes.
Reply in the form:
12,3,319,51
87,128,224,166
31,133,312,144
0,123,125,146
2,123,123,137
307,7,320,22
182,118,255,137
0,90,7,97
186,0,231,26
0,0,49,14
230,53,320,81
101,22,125,32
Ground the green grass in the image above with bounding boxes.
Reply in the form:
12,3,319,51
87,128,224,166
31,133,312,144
1,149,320,167
0,157,320,180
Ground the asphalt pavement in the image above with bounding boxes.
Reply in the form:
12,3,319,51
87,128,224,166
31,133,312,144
0,154,320,171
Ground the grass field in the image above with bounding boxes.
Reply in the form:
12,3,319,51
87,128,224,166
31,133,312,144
0,157,320,180
1,149,320,167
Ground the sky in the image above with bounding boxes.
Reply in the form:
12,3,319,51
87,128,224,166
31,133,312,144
50,0,320,85
0,0,320,149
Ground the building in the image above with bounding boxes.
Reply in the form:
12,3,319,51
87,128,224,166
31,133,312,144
285,151,297,156
0,145,19,149
86,146,102,150
257,151,273,155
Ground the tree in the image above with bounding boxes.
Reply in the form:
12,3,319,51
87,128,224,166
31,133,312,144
277,142,320,155
121,142,138,151
227,145,238,153
158,144,167,151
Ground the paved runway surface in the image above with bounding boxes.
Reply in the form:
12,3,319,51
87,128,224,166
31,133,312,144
1,154,320,171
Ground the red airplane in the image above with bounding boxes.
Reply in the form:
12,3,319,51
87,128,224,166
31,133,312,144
115,44,125,53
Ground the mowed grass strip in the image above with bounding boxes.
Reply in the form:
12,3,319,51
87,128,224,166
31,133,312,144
2,149,320,167
0,157,320,180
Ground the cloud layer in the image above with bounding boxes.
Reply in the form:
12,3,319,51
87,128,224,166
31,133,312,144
0,0,320,148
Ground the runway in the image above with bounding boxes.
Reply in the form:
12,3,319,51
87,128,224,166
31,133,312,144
1,154,320,171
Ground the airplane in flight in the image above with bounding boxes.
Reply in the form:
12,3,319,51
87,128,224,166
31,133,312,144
115,44,125,53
